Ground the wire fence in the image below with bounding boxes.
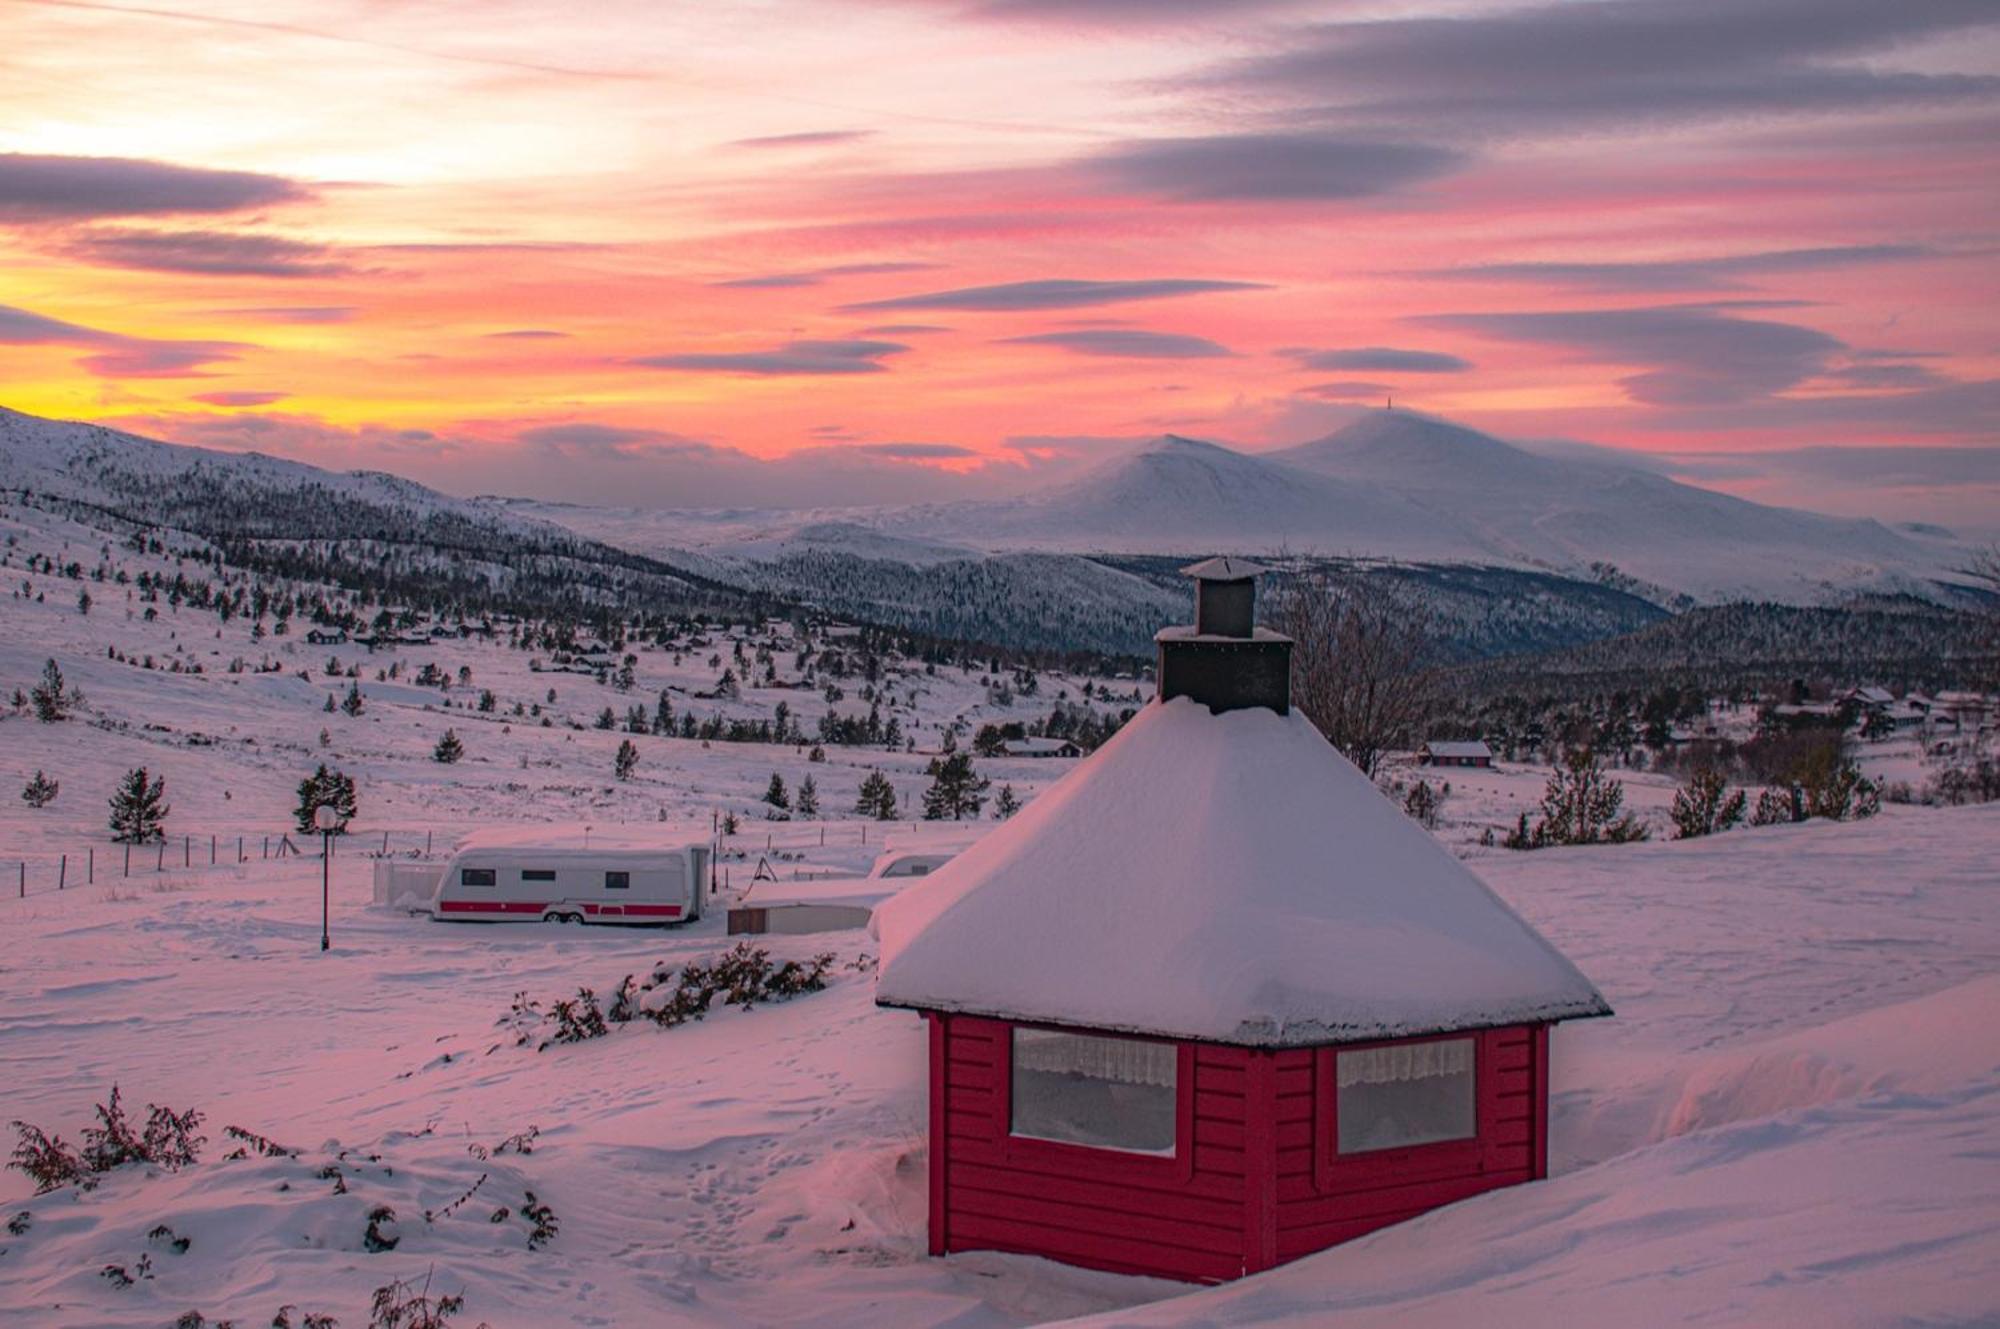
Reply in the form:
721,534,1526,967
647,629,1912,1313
1,827,442,903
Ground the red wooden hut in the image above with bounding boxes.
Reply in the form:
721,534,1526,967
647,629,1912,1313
874,558,1610,1283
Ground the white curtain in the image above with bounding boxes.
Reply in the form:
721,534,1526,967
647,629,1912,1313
1336,1037,1473,1088
1014,1029,1176,1088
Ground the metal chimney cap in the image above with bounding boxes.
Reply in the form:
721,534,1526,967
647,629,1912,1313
1180,556,1271,581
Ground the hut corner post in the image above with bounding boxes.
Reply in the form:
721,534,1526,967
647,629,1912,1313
928,1012,949,1256
1242,1050,1280,1276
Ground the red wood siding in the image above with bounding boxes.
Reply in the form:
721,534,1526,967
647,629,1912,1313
1279,1024,1545,1261
923,1016,1550,1283
931,1014,1252,1283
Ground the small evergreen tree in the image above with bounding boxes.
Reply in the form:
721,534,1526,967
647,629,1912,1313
1751,787,1797,826
433,728,464,764
22,769,59,808
855,770,898,820
294,764,357,834
1527,747,1647,846
324,693,336,713
108,767,169,843
595,706,617,730
922,751,989,821
795,775,820,817
340,681,364,717
763,772,791,815
1670,767,1746,839
993,783,1021,819
614,739,640,781
31,658,71,723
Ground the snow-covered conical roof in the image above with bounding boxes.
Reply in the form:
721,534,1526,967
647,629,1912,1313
875,697,1610,1046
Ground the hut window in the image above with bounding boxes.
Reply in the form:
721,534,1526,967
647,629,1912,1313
460,868,496,887
1010,1029,1176,1155
1336,1037,1475,1153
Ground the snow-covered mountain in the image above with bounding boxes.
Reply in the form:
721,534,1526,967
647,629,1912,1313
1265,412,1963,605
877,434,1488,560
858,412,1968,606
0,403,1977,614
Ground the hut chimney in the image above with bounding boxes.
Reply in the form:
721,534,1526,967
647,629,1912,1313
1155,558,1291,715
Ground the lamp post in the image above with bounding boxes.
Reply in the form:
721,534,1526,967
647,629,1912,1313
314,803,338,951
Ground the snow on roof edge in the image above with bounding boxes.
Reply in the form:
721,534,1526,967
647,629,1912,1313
875,990,1613,1048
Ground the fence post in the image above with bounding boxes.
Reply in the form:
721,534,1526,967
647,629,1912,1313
156,840,165,872
17,863,22,899
184,835,190,868
426,830,432,857
88,847,93,884
124,843,131,877
263,836,268,860
238,836,244,863
382,830,389,855
59,854,66,891
211,835,216,865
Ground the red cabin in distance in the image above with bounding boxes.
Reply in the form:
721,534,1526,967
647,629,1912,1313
874,559,1610,1283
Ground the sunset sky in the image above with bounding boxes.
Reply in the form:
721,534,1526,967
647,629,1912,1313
2,0,1997,525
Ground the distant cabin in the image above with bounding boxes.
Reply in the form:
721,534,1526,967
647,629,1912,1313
875,559,1608,1284
1842,686,1895,711
1419,739,1493,768
305,628,348,645
1001,737,1081,759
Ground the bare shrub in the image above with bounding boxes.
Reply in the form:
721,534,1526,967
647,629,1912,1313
1266,566,1438,777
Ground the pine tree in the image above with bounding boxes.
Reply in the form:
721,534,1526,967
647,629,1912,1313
922,751,989,821
796,775,820,817
1531,747,1647,845
30,658,71,723
433,728,464,764
1669,767,1746,839
108,767,169,843
294,764,357,834
615,739,640,781
324,693,336,713
340,681,364,717
763,772,791,816
855,770,898,820
21,769,59,808
993,783,1021,819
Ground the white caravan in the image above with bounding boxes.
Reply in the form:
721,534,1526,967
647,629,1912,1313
432,843,710,925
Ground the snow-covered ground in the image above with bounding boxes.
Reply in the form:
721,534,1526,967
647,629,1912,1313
3,490,1997,1327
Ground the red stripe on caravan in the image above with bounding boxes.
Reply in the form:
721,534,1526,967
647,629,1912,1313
438,900,550,915
620,904,683,917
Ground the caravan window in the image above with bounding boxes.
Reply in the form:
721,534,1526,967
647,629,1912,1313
605,871,630,890
520,869,556,882
1011,1028,1177,1155
1335,1037,1476,1153
460,868,496,887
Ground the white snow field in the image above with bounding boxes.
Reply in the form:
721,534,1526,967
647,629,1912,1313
1,478,1997,1325
0,798,1994,1326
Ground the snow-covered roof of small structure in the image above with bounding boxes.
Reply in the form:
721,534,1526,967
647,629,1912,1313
875,697,1609,1047
1181,556,1270,581
453,821,708,853
1423,739,1493,759
1002,736,1077,754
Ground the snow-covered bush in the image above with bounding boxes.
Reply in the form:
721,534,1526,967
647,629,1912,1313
9,1086,205,1193
1670,767,1746,838
21,769,58,808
